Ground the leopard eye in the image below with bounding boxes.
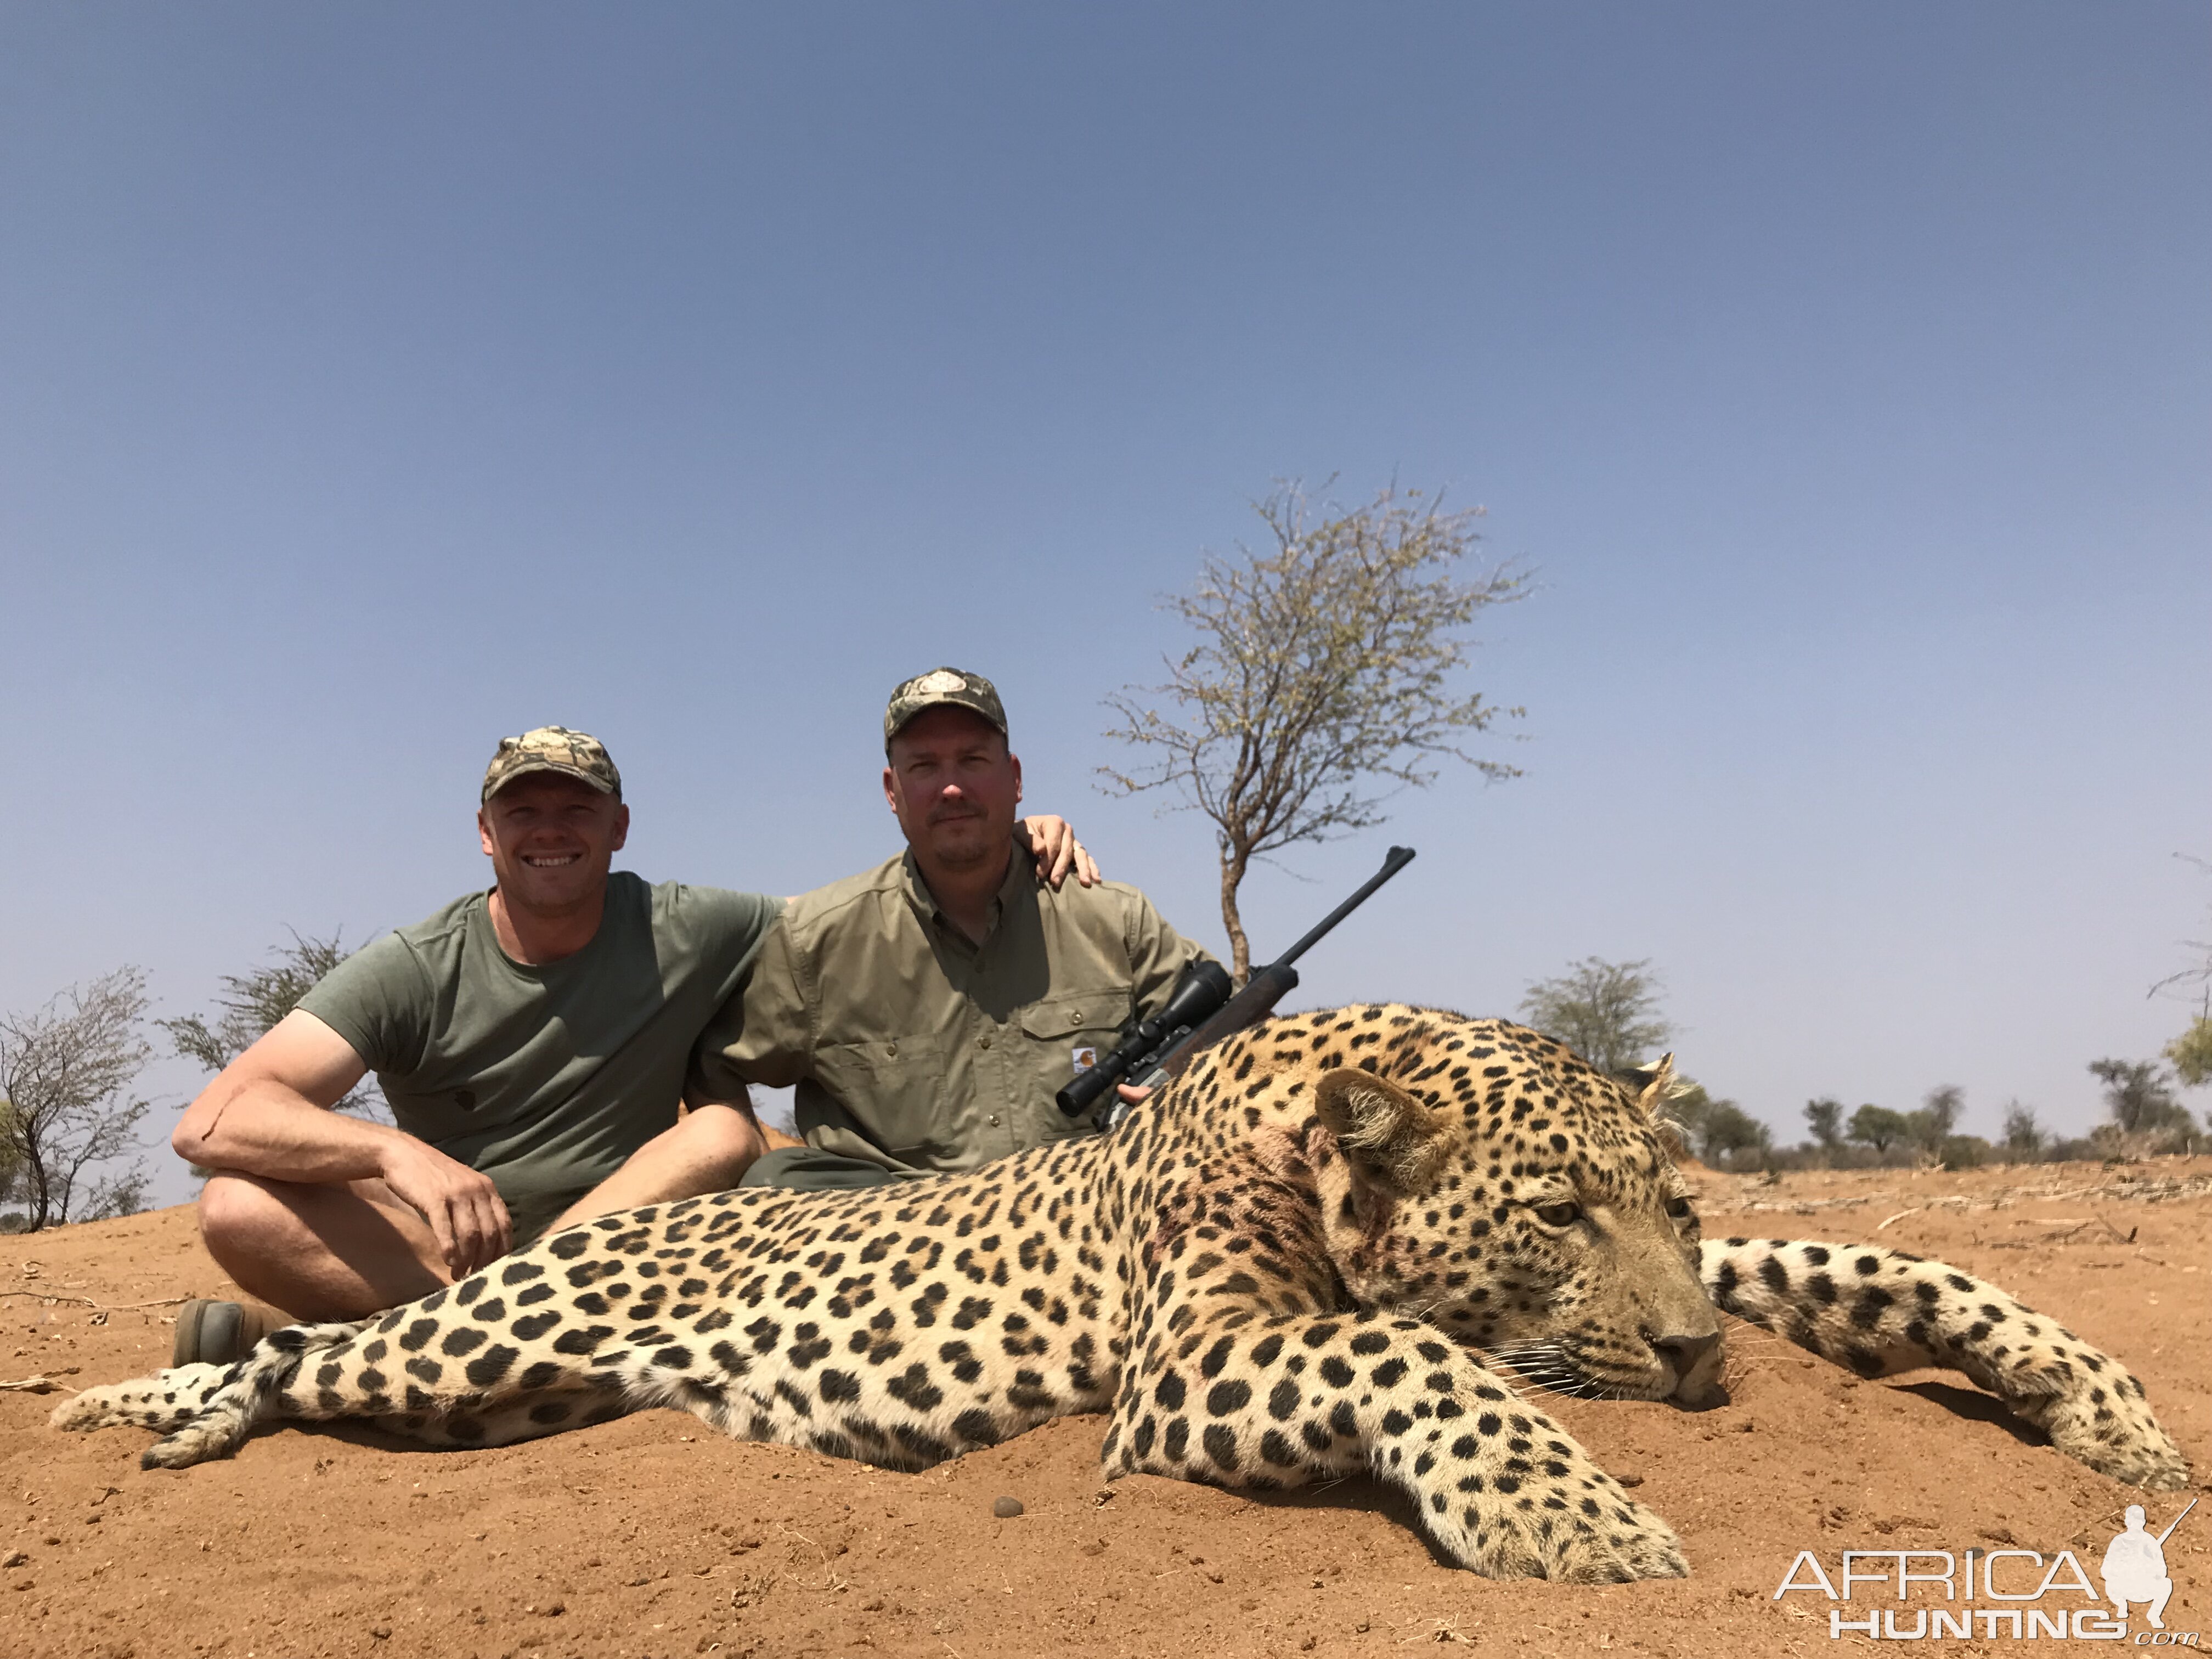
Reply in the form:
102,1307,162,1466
1664,1197,1693,1220
1533,1201,1582,1228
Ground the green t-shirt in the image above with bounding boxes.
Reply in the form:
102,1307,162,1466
298,872,781,1245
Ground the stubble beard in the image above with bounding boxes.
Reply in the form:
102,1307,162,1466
924,812,1005,876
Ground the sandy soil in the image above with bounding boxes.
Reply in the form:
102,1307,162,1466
4,1159,2209,1659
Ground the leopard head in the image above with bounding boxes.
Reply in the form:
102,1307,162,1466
1304,1013,1723,1407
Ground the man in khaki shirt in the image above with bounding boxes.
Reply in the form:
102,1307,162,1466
695,667,1212,1188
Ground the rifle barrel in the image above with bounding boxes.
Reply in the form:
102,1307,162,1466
2155,1497,2197,1545
1273,846,1417,968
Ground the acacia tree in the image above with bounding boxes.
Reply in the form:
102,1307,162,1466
2086,1058,2191,1136
1695,1099,1771,1166
1847,1104,1909,1157
0,968,154,1230
2000,1102,2047,1162
2152,851,2211,1088
160,930,385,1120
1904,1085,1965,1159
1517,957,1674,1074
2170,1020,2212,1090
1802,1098,1846,1155
1101,481,1526,981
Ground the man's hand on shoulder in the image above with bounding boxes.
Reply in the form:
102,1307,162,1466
1020,815,1101,890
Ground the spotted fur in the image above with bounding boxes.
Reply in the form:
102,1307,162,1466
56,1009,2188,1581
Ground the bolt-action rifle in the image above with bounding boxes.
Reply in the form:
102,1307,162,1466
1055,845,1418,1131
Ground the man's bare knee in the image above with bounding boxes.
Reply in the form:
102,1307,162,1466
673,1103,768,1176
197,1171,302,1254
194,1170,447,1319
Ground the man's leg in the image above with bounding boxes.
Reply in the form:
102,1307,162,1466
191,1103,797,1352
196,1172,454,1324
2147,1578,2172,1628
541,1102,798,1232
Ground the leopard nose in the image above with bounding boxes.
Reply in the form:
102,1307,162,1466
1651,1331,1720,1378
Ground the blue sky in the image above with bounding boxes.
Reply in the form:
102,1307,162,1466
3,4,2206,1202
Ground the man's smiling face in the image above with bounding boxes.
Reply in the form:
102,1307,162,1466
477,773,630,916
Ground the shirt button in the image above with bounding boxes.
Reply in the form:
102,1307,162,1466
886,1045,898,1058
978,1036,992,1049
988,1113,1001,1126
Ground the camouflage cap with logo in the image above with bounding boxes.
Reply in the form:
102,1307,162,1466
481,726,623,803
883,667,1008,751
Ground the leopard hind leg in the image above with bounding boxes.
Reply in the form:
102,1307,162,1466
80,1321,371,1469
122,1321,633,1463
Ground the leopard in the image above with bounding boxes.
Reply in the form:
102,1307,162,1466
57,1007,2190,1582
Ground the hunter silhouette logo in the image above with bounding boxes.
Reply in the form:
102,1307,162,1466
2105,1500,2194,1631
1772,1498,2199,1643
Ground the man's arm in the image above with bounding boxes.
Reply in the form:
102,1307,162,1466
690,910,815,1097
1126,896,1214,1018
172,1009,511,1277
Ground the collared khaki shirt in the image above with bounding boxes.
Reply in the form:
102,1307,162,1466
692,841,1211,1175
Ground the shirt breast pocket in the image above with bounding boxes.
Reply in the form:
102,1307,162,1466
379,1078,495,1145
812,1035,950,1160
1016,996,1129,1127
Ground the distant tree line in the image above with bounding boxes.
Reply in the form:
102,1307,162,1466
1515,957,2210,1177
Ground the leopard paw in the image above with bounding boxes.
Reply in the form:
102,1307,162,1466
1448,1469,1689,1583
1460,1504,1681,1593
50,1364,232,1435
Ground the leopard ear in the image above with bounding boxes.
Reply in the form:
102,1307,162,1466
1314,1068,1449,1193
1617,1053,1677,1118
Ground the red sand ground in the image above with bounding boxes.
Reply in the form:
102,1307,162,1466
4,1159,2209,1658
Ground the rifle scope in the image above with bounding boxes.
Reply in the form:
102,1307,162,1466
1054,959,1234,1118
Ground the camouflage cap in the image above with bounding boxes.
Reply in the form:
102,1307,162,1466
481,726,622,803
883,667,1008,751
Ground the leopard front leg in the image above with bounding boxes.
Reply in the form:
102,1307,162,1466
1703,1238,2188,1491
1100,1308,1688,1583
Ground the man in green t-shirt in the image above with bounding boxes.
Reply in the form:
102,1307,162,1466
170,725,1095,1363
